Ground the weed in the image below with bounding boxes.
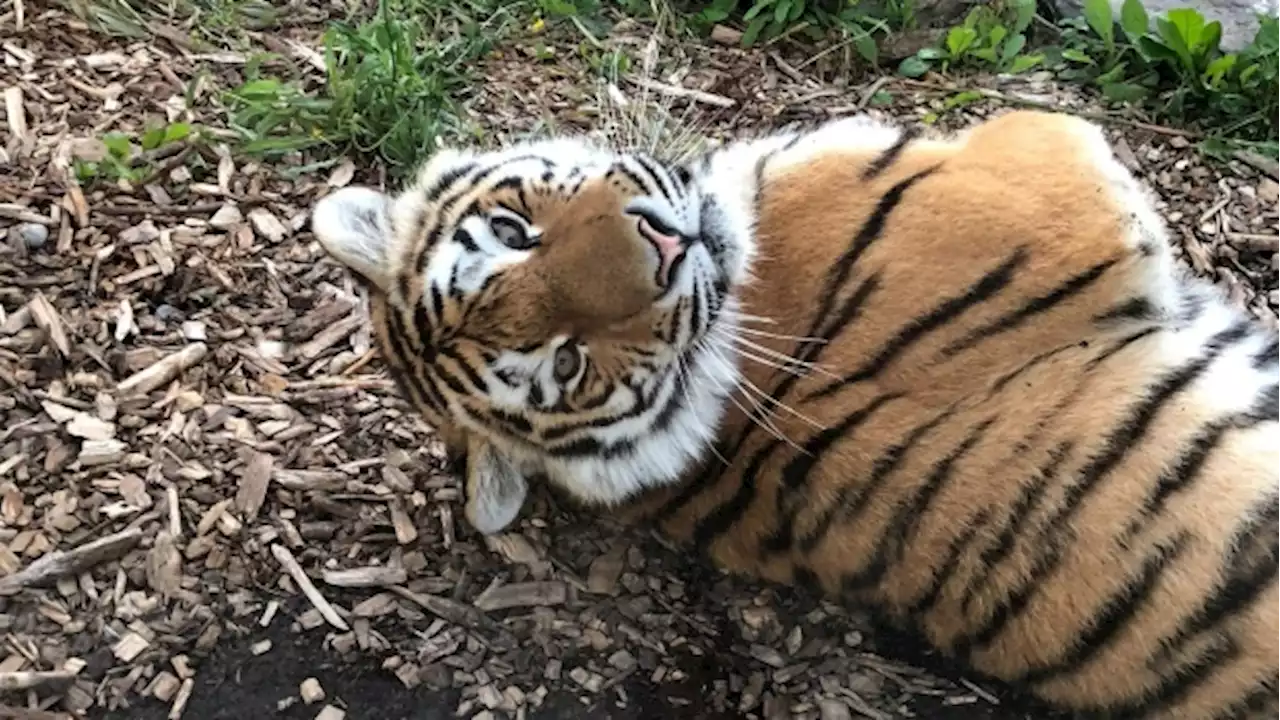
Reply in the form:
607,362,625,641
74,123,195,185
1050,0,1277,143
223,0,526,180
898,0,1042,76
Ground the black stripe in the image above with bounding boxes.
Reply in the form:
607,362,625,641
632,153,679,206
1014,530,1192,685
757,393,906,557
1252,336,1278,370
965,321,1251,657
1086,325,1159,369
1107,635,1237,720
1153,492,1278,664
796,405,958,554
1220,675,1279,720
423,162,480,202
939,258,1119,359
860,126,920,180
1093,296,1159,325
903,508,992,618
838,416,994,597
958,441,1071,617
986,343,1077,396
1118,409,1268,543
808,247,1030,400
650,169,932,526
691,438,782,552
454,227,480,252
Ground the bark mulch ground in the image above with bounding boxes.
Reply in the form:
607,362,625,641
1,4,1275,720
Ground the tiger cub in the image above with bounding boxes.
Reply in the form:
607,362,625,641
311,110,1279,719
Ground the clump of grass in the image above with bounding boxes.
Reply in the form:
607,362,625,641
222,0,526,181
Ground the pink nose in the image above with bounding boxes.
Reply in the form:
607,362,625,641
637,216,687,287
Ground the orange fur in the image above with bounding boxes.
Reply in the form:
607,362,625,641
318,110,1280,719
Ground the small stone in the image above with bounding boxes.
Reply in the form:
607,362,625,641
112,632,149,662
250,639,272,655
314,705,345,720
17,223,48,249
248,208,288,243
818,698,852,720
300,678,325,704
607,649,636,672
1258,178,1279,205
209,204,243,230
147,670,181,701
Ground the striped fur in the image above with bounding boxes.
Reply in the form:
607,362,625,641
312,110,1279,719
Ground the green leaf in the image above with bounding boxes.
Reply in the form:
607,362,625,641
140,126,165,151
773,0,791,25
1062,47,1096,64
102,132,132,159
1202,53,1236,86
163,123,192,144
743,0,768,21
1009,0,1036,33
741,15,768,45
853,33,878,65
1082,0,1115,50
972,47,998,63
1001,32,1026,63
988,25,1007,49
699,8,730,22
1008,53,1044,73
916,46,947,60
1101,81,1149,102
898,55,931,77
1119,0,1149,39
946,26,978,58
943,89,983,109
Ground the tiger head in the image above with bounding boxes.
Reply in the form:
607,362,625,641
311,137,756,534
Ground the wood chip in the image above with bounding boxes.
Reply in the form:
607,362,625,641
300,678,325,704
233,451,273,522
322,566,408,588
27,293,69,357
112,632,149,662
168,678,194,719
387,498,417,545
314,707,345,720
65,413,115,441
0,527,141,595
117,343,208,395
270,543,349,631
0,671,75,692
473,581,567,611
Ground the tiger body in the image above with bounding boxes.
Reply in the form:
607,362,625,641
311,110,1279,719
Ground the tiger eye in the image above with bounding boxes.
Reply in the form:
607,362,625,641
553,344,581,383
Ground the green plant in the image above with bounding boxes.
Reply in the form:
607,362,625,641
222,0,523,179
898,0,1042,76
1052,1,1277,143
692,0,889,64
74,123,194,185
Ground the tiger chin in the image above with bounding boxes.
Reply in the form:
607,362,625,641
311,110,1279,720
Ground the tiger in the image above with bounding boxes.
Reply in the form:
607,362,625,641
309,108,1279,719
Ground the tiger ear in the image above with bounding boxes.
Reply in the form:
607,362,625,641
463,436,529,535
311,186,395,292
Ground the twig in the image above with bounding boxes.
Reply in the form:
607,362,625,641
1234,150,1279,180
0,528,142,596
858,76,892,110
0,705,74,720
1226,233,1279,252
626,77,736,108
892,79,1201,139
116,343,208,396
3,87,27,145
270,543,349,631
0,671,76,692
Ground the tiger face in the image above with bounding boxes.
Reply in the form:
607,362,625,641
311,138,756,533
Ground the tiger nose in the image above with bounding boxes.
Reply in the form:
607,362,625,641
636,215,690,288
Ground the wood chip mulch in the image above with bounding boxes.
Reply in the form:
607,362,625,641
1,6,1275,720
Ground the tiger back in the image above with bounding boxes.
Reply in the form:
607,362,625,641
311,109,1279,720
